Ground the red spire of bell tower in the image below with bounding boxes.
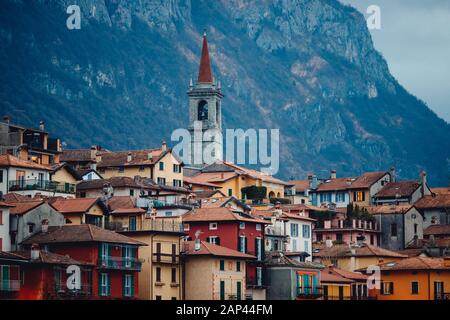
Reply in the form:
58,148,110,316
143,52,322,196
197,32,213,84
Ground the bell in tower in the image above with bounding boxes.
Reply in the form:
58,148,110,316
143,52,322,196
187,32,223,167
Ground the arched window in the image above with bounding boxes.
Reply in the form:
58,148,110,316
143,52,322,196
268,191,275,199
198,100,208,121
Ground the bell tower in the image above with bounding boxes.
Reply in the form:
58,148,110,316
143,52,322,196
187,33,223,167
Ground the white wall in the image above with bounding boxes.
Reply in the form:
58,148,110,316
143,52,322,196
285,219,313,261
0,206,11,251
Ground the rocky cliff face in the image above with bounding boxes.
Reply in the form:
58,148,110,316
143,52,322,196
1,0,449,185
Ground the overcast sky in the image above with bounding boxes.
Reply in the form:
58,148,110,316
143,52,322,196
340,0,450,123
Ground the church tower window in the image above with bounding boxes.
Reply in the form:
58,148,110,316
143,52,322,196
198,100,208,121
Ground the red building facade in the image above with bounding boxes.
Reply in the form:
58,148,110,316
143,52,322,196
18,224,145,300
182,208,267,297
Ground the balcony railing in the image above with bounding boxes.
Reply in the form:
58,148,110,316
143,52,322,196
98,256,142,271
435,293,450,300
152,253,180,264
246,277,265,288
142,219,184,233
8,179,76,194
297,286,323,299
0,280,21,292
265,226,286,237
54,284,92,298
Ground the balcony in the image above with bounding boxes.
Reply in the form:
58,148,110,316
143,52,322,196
8,179,76,194
152,253,180,264
142,219,184,233
98,257,142,271
53,284,92,298
435,293,450,300
246,277,265,288
297,286,323,300
265,226,286,237
0,280,21,292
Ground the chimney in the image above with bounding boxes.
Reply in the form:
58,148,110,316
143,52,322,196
310,175,318,190
41,219,49,233
420,171,428,196
390,167,396,183
90,146,97,161
127,152,132,163
3,115,10,124
39,120,45,131
161,140,167,152
330,170,337,180
31,244,40,260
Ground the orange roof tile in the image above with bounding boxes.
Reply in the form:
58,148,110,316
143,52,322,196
321,267,355,284
424,225,450,237
378,257,450,271
431,187,450,195
415,194,450,209
0,154,52,171
183,241,255,259
316,177,355,192
182,207,267,224
375,181,420,198
287,180,310,191
97,149,166,168
9,200,45,215
366,205,413,215
50,198,99,213
348,172,387,189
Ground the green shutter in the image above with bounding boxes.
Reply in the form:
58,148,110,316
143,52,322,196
131,274,135,297
220,281,225,300
236,281,242,300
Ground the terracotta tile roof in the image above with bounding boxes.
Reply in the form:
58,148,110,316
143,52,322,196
21,224,146,246
0,154,52,171
348,172,387,189
424,225,450,237
265,252,324,269
316,177,355,192
321,267,355,284
183,241,255,259
395,248,425,257
184,176,220,188
378,256,450,271
431,187,450,195
281,212,316,222
313,244,408,259
76,176,157,191
3,193,31,202
281,203,329,212
49,198,99,214
193,190,226,199
199,196,245,210
287,180,310,191
60,149,95,163
374,181,420,198
365,205,413,215
0,201,15,207
415,194,450,209
11,251,93,266
0,251,29,261
107,196,145,215
330,267,369,281
189,171,238,184
221,161,288,185
9,200,45,215
97,149,167,168
182,207,267,224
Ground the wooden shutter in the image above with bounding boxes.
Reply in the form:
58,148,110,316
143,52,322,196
244,237,248,253
216,237,221,245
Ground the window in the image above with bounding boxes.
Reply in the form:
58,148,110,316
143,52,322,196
354,191,365,202
129,216,137,231
411,281,419,295
336,192,346,203
183,223,190,231
236,261,241,272
0,170,3,183
290,223,299,237
381,282,394,295
256,224,261,231
28,224,35,234
165,211,173,217
304,241,309,253
130,189,134,196
157,177,166,185
156,267,162,282
236,281,242,300
99,273,110,296
239,222,245,229
336,233,343,243
156,295,162,300
302,225,310,238
118,166,124,173
198,100,208,121
139,165,145,172
209,222,218,230
228,189,233,197
219,260,225,271
0,210,3,225
207,236,220,245
123,274,134,297
319,193,332,203
159,162,164,171
173,179,182,187
255,238,262,261
414,223,418,235
238,236,247,253
256,267,263,287
370,235,374,245
391,223,398,237
220,281,225,300
171,268,177,283
79,192,86,198
173,164,181,173
292,239,297,251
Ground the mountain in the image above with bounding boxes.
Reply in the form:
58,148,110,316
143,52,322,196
0,0,449,185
